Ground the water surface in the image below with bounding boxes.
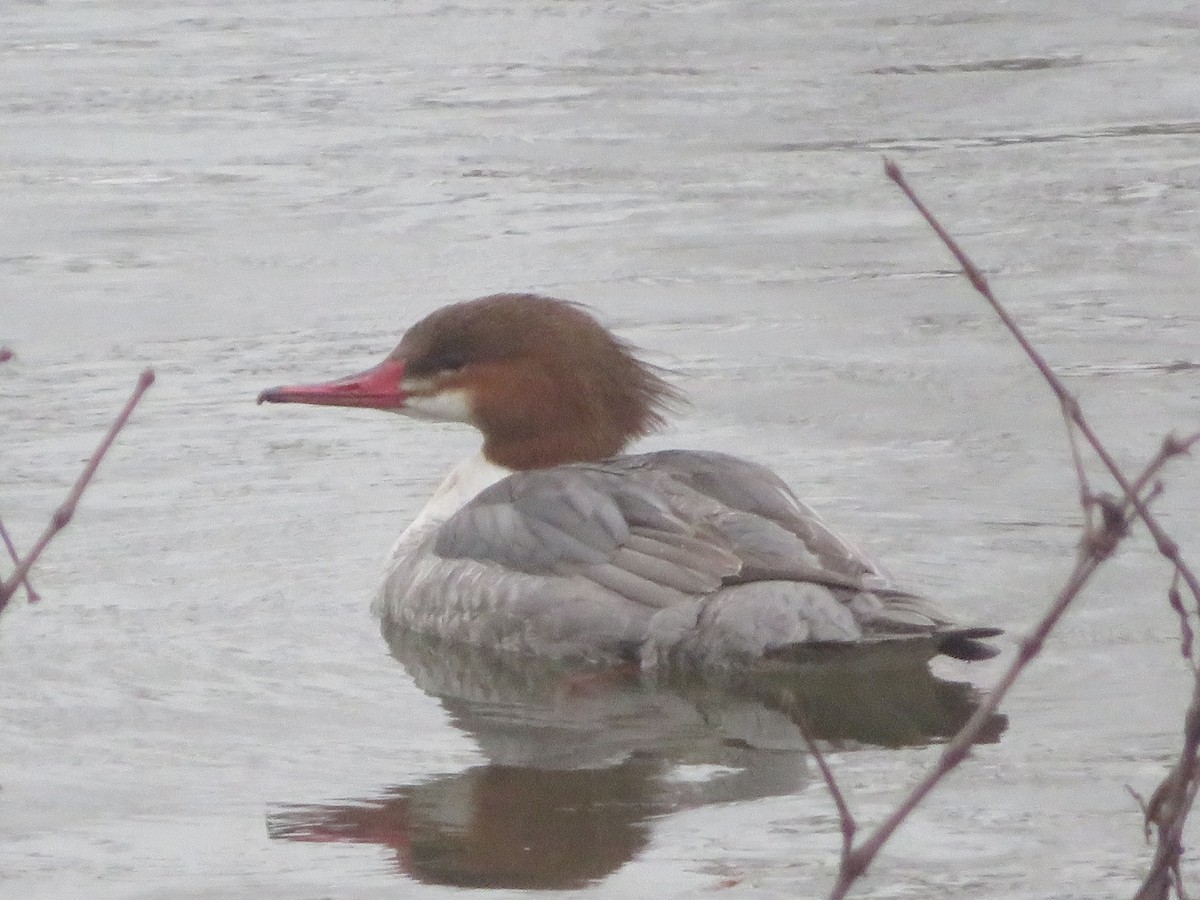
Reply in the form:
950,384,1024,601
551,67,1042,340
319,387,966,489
3,1,1199,897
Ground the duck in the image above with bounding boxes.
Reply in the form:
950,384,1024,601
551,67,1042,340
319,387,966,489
258,293,1000,669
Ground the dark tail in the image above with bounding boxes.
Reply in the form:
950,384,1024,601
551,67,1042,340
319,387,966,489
938,627,1003,661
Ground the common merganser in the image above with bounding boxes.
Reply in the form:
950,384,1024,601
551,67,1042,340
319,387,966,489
258,293,1000,668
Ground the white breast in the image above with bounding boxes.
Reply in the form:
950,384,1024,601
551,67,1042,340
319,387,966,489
395,453,512,544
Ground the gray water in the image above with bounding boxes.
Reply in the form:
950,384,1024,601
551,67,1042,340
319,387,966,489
3,1,1200,897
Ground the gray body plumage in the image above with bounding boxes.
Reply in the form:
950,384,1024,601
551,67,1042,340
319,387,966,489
375,450,998,668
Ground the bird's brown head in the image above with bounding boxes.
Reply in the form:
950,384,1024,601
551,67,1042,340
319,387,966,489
258,293,680,470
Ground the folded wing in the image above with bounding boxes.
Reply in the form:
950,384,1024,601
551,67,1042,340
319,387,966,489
433,450,999,664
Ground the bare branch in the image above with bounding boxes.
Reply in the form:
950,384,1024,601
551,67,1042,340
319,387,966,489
1062,407,1096,531
0,518,40,603
884,158,1073,406
820,162,1200,899
1134,668,1200,899
777,690,857,867
0,368,155,613
829,545,1107,898
1167,572,1192,662
886,159,1200,612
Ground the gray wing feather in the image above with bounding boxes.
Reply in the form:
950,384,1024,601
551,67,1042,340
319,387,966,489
435,465,743,609
433,452,884,609
432,450,993,657
605,450,885,584
523,516,612,566
435,475,632,572
587,563,692,609
609,545,726,596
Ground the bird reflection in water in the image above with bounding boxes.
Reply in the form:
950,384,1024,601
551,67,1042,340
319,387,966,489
267,627,1005,889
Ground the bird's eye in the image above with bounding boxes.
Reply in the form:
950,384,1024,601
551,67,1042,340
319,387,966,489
438,352,467,373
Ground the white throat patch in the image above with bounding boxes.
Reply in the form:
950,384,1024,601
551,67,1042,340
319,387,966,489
401,386,472,423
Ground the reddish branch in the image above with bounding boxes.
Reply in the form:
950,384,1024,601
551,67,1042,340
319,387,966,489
0,518,40,603
884,159,1200,611
775,690,858,870
0,368,155,614
812,161,1200,900
0,346,39,602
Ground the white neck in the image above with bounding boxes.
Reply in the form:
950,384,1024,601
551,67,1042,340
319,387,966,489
398,452,512,540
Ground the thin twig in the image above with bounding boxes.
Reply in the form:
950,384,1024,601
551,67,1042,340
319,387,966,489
1128,433,1200,502
0,368,155,613
884,159,1072,402
0,518,40,603
829,545,1109,899
778,690,857,868
1134,667,1200,900
1134,685,1200,900
820,162,1200,900
885,159,1200,612
1166,571,1193,662
1061,407,1096,531
883,159,1200,900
